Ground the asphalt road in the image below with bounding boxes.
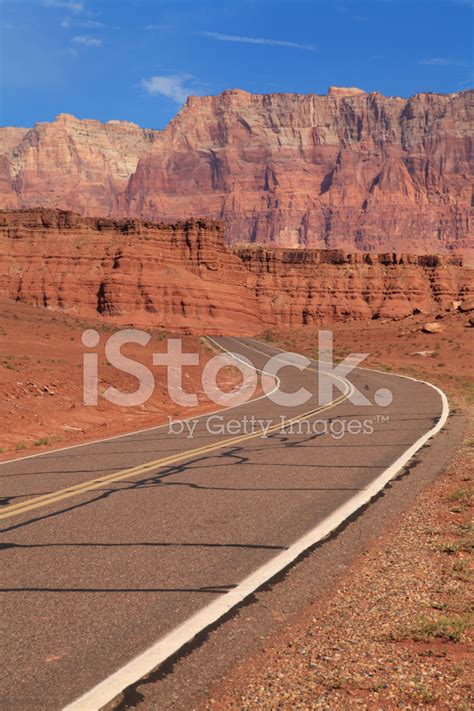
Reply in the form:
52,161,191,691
0,337,448,710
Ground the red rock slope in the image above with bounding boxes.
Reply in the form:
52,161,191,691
0,210,471,333
1,88,472,256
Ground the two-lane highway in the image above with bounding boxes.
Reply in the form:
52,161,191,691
0,337,448,710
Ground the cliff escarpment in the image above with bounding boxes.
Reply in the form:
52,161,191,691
1,87,472,256
1,210,471,334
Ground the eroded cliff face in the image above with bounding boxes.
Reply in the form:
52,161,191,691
0,115,158,215
0,209,259,335
235,246,470,325
0,210,471,333
1,88,472,256
125,88,473,255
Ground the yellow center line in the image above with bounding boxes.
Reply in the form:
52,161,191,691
0,341,352,522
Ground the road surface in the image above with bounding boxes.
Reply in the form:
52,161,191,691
0,337,448,710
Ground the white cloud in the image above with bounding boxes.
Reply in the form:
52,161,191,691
72,34,102,47
420,57,468,66
203,31,316,51
140,74,193,103
42,0,84,12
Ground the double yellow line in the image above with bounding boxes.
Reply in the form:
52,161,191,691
0,342,351,522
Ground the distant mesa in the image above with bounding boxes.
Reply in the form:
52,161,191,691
0,88,472,258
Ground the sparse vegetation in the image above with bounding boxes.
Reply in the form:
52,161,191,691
447,486,473,504
405,615,470,643
33,438,49,447
440,540,471,554
261,330,277,343
451,559,471,582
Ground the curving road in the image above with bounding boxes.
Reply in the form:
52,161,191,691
0,337,448,710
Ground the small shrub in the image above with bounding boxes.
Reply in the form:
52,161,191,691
451,560,471,582
34,438,49,447
407,615,469,643
447,486,473,504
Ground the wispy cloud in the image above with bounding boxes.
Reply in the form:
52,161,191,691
419,57,468,66
42,0,84,12
140,74,194,103
61,17,104,28
457,70,474,88
0,21,27,30
202,31,316,51
72,34,102,47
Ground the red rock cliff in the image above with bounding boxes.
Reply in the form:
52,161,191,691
1,88,472,257
0,115,158,215
0,210,471,333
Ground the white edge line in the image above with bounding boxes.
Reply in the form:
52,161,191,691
63,337,449,711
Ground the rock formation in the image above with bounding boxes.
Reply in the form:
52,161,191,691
0,115,158,215
1,210,471,334
0,88,472,257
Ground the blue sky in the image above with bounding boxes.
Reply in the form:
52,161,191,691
1,0,472,129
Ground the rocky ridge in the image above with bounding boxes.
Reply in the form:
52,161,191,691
0,209,471,334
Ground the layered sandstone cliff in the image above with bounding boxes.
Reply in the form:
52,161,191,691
0,115,158,215
0,209,259,335
0,210,471,333
0,88,472,256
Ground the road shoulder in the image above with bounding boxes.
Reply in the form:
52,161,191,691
107,392,468,710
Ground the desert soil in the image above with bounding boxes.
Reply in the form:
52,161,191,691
0,298,242,461
201,309,473,709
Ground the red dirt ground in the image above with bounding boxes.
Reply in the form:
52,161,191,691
0,298,243,461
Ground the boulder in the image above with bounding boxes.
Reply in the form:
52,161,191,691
422,322,446,334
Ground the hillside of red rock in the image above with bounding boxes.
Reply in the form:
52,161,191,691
1,88,472,256
0,209,471,332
